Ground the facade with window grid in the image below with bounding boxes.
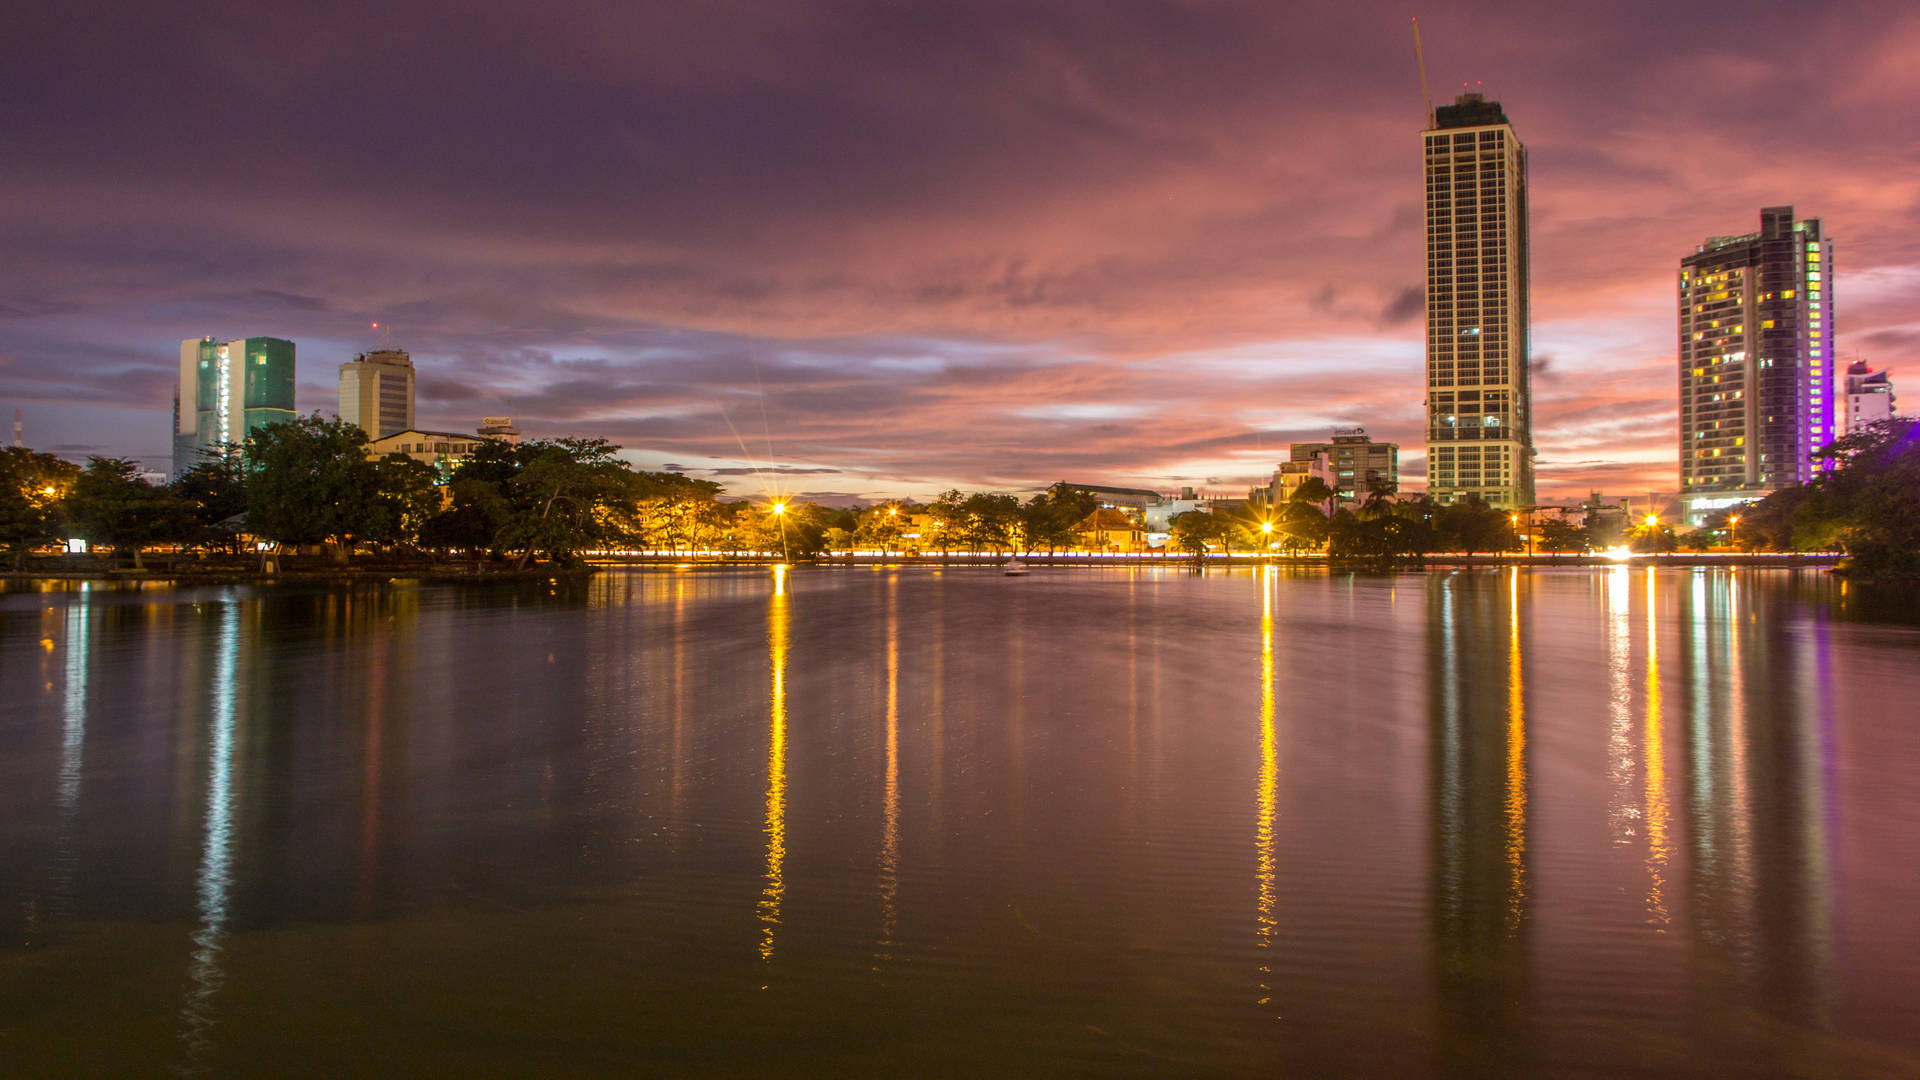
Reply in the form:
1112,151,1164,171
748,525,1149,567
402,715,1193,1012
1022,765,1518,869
1677,207,1832,523
1422,93,1534,508
338,345,417,441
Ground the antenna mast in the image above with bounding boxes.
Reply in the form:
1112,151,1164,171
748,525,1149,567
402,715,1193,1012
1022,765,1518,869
1412,18,1434,129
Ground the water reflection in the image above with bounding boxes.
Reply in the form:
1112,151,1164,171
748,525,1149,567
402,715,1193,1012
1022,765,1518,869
879,572,900,958
1676,570,1837,1031
0,569,1909,1075
1254,567,1278,1007
1429,570,1532,1070
180,598,242,1070
50,588,90,926
759,566,789,966
1644,570,1672,929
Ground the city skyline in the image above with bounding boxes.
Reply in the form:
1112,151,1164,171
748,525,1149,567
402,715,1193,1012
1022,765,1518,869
4,2,1918,504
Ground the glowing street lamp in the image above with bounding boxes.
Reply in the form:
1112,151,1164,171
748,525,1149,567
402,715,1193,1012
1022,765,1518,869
771,501,787,516
1728,514,1741,549
1644,514,1659,528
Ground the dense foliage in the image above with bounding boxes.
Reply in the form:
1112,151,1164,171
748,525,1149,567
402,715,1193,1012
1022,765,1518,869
10,414,1910,576
1,446,80,569
1742,418,1920,579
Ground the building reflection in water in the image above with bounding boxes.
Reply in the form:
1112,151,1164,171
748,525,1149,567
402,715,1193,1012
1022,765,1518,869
758,565,790,965
1603,567,1674,928
879,572,901,958
1677,569,1835,1030
51,587,91,924
1605,569,1636,844
180,597,243,1070
1429,569,1531,1070
1254,566,1278,1008
1643,569,1671,928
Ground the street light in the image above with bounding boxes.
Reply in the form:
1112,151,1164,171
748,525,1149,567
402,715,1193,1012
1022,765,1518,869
771,501,787,516
1644,514,1659,527
1728,514,1740,549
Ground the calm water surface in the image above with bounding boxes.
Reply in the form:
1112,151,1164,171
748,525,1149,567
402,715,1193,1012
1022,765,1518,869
3,566,1919,1076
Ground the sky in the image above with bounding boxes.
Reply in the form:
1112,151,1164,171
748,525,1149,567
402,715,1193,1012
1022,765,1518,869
5,0,1917,505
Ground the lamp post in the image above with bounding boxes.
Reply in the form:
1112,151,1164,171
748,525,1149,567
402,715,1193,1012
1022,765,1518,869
1260,519,1274,562
1727,514,1740,551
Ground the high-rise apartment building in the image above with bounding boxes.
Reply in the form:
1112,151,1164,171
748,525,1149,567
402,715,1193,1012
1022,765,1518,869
1677,207,1833,523
172,336,297,473
1423,93,1533,509
1287,428,1400,504
338,344,416,440
1842,360,1894,436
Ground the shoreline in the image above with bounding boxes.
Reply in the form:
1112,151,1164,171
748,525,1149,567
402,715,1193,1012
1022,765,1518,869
2,551,1846,584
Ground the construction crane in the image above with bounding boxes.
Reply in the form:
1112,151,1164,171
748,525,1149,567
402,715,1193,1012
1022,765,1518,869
1412,17,1434,129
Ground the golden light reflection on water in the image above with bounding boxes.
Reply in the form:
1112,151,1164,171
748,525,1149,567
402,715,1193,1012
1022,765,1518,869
758,566,789,965
1255,566,1278,1004
1504,568,1528,932
671,576,689,841
879,573,900,956
1606,568,1635,844
1644,569,1670,929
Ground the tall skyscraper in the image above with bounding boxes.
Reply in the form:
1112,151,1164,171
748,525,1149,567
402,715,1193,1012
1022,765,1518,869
1677,207,1833,523
172,336,297,473
338,344,416,440
1423,92,1533,509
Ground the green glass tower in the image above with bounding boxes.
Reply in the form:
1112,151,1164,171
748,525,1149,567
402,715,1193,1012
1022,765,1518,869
172,336,297,473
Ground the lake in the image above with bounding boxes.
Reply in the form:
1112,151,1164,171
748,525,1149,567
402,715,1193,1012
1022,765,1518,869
3,566,1918,1076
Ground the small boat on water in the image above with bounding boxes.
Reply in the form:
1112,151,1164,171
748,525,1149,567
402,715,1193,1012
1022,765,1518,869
1002,558,1030,576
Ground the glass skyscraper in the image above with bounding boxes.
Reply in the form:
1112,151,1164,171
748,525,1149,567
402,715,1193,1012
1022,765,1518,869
172,336,297,473
1677,207,1833,523
1423,93,1534,509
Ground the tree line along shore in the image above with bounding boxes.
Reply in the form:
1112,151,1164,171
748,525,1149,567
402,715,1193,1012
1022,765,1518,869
3,416,1916,581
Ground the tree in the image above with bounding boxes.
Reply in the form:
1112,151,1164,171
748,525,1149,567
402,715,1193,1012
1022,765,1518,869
625,471,727,552
419,476,511,562
1,446,80,569
68,457,181,569
1276,500,1329,556
1628,520,1677,554
245,415,380,562
1169,510,1249,558
925,490,967,555
1434,497,1517,556
365,453,443,551
495,438,638,568
1291,476,1337,518
960,492,1022,553
1535,517,1587,558
1798,418,1920,577
173,445,248,554
1021,484,1096,554
855,504,908,553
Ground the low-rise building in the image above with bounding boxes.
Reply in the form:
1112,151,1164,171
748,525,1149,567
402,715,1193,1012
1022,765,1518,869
1060,482,1161,519
367,429,490,470
1268,451,1335,508
1072,507,1147,552
1843,361,1895,436
477,416,523,445
1287,428,1399,505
